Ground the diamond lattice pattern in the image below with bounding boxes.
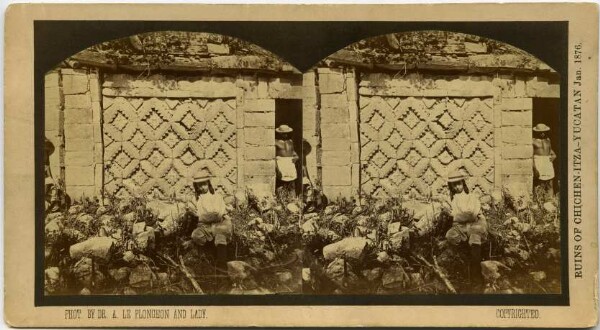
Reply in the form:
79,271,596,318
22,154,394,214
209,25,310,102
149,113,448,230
103,97,237,198
359,96,494,198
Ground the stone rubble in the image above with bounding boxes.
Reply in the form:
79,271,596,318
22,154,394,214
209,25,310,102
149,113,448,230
322,237,368,260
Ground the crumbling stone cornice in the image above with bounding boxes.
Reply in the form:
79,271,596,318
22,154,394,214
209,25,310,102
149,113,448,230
64,31,300,75
321,31,558,78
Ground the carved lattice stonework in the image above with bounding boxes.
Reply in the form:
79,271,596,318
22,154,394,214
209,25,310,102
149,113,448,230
103,97,237,198
359,96,494,198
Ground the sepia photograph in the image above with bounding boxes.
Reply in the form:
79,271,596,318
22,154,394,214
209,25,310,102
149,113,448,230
4,3,597,328
300,30,562,295
43,31,304,295
43,29,562,297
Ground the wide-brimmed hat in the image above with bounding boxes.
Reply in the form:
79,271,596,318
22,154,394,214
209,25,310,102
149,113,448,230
193,172,214,194
275,124,293,134
193,172,212,183
533,123,550,132
447,169,466,183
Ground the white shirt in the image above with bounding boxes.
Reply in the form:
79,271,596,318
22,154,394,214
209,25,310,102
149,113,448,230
196,192,227,218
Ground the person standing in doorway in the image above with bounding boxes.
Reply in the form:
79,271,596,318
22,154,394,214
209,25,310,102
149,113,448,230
532,123,557,200
275,124,299,197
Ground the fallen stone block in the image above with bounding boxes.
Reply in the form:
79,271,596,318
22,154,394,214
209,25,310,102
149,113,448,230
72,257,105,287
72,257,92,283
323,237,368,260
354,225,369,237
69,237,115,260
530,271,546,282
99,214,115,226
68,205,84,215
387,222,401,235
362,267,383,282
332,214,350,226
156,272,169,286
123,287,137,295
247,183,276,212
389,227,410,251
45,267,61,292
503,182,531,212
481,260,510,284
382,265,410,289
111,228,123,241
325,258,354,281
123,212,137,225
410,272,424,286
275,271,293,283
248,217,263,226
129,265,156,288
229,287,272,295
286,203,300,214
324,205,336,215
146,200,187,236
480,194,492,205
63,228,86,241
355,215,369,226
96,206,108,216
325,258,358,287
118,199,132,213
546,248,560,261
318,228,341,242
76,214,94,227
45,219,62,236
377,251,390,263
227,261,255,282
351,206,364,215
301,219,317,235
258,223,274,233
45,212,64,223
366,230,377,244
491,188,504,205
134,227,156,250
132,221,146,235
302,268,311,282
109,267,131,282
543,202,557,213
234,190,248,208
378,211,392,223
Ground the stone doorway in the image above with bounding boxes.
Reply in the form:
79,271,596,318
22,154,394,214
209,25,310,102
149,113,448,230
532,97,561,191
275,99,303,195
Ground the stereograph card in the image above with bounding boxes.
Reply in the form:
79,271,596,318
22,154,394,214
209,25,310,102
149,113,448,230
3,3,598,327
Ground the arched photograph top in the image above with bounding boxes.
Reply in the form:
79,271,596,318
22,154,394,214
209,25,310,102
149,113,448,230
65,31,300,74
322,30,557,75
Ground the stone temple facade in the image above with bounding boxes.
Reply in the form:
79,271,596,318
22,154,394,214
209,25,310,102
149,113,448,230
45,30,560,203
44,32,303,200
303,31,560,201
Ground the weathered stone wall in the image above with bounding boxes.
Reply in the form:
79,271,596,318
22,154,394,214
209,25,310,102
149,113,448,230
302,71,319,187
233,75,303,190
102,74,302,198
45,71,63,184
46,69,302,200
44,68,102,199
492,75,560,191
312,68,360,200
310,70,560,199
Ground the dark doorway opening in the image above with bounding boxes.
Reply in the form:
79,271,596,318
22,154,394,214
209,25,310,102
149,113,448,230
532,98,560,193
275,99,303,195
